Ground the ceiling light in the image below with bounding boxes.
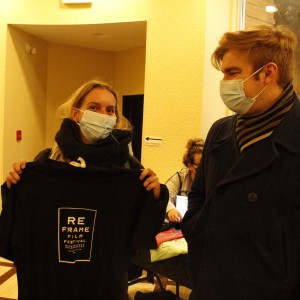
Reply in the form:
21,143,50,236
265,5,278,13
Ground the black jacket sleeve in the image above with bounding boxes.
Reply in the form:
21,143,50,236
1,183,9,210
131,184,169,249
0,184,15,260
1,149,51,210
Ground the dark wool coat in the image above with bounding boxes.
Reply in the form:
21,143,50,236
182,95,300,299
0,160,168,300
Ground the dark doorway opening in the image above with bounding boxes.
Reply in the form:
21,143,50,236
122,94,144,161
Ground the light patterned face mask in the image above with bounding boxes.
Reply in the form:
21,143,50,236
220,65,268,115
77,109,116,143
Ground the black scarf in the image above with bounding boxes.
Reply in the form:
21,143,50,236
55,118,132,167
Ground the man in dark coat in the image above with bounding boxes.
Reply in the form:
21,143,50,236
182,25,300,299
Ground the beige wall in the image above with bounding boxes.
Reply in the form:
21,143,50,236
4,26,48,174
0,0,239,191
46,43,146,147
115,46,146,96
200,0,238,139
46,43,117,147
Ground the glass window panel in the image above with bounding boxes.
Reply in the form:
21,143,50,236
241,0,300,96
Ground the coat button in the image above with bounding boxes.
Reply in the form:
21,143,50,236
248,193,258,203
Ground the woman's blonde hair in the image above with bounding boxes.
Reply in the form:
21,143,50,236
50,79,132,162
56,79,132,131
211,25,297,87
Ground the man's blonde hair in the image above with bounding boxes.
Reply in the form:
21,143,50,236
211,25,297,87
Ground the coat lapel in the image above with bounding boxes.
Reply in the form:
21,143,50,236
210,97,300,187
211,133,278,187
219,140,278,186
272,97,300,155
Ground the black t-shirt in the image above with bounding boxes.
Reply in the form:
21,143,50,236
0,160,167,300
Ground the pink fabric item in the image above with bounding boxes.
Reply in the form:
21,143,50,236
155,228,183,246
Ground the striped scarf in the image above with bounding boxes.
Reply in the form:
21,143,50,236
236,83,295,153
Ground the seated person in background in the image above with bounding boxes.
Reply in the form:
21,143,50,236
165,138,204,223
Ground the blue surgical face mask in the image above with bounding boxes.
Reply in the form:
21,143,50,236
77,109,116,143
220,65,268,114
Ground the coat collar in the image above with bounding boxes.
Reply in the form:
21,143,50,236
273,96,300,154
209,94,300,185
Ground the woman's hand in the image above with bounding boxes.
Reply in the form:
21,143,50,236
5,159,26,189
167,208,182,223
140,168,161,199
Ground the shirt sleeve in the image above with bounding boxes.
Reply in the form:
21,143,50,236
165,172,181,213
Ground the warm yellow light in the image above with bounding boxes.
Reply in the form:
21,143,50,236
265,5,278,13
62,0,92,3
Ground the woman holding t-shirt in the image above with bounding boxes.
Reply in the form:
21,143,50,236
1,79,168,299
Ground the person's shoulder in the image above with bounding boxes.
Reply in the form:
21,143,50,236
211,115,236,129
178,167,189,177
34,148,51,161
207,115,236,139
165,169,184,184
202,115,236,149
